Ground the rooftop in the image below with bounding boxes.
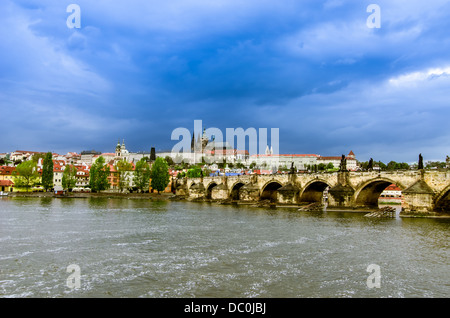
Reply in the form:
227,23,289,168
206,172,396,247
250,154,320,158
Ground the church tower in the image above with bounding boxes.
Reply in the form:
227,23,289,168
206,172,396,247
120,139,129,159
115,139,122,158
115,139,129,162
201,128,209,151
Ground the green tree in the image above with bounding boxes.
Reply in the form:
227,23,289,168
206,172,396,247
89,156,110,192
13,160,40,192
133,158,152,192
318,163,327,171
114,159,133,192
425,161,446,169
41,152,54,191
187,166,202,178
376,161,387,170
326,162,334,170
62,165,77,191
235,161,245,169
386,161,397,171
31,153,46,164
150,157,170,193
164,156,174,166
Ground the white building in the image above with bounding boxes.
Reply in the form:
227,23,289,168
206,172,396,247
380,184,402,198
80,150,101,165
249,154,320,171
317,151,357,171
10,150,43,162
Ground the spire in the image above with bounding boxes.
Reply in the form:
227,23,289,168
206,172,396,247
196,133,201,151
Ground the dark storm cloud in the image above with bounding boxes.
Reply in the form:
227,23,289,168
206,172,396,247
1,0,450,162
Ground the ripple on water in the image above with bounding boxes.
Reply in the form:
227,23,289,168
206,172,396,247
0,198,449,298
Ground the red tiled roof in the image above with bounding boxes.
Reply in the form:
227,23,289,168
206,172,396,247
250,154,319,158
208,149,237,155
0,180,14,186
318,156,342,160
0,166,16,175
385,184,401,191
318,156,356,160
13,150,43,154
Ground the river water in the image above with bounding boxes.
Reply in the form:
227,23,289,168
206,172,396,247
0,197,448,298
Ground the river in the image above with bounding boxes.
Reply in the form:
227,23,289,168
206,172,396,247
0,197,448,298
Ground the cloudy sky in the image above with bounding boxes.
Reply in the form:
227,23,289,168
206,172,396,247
1,0,450,163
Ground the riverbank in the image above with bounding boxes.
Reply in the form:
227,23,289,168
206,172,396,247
6,191,177,201
5,192,450,218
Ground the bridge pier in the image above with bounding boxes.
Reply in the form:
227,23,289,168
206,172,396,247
401,179,435,214
175,178,188,196
189,182,206,199
211,183,229,200
277,183,300,204
239,183,260,201
328,172,355,208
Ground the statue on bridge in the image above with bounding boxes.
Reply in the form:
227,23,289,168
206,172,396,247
339,154,347,172
418,153,424,170
289,162,295,174
368,158,374,171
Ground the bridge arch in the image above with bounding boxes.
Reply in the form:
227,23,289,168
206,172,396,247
189,182,197,189
299,179,331,203
206,181,218,199
434,183,450,212
230,181,246,201
354,177,405,207
260,180,283,202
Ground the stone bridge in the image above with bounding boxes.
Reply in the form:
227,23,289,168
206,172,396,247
175,170,450,215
